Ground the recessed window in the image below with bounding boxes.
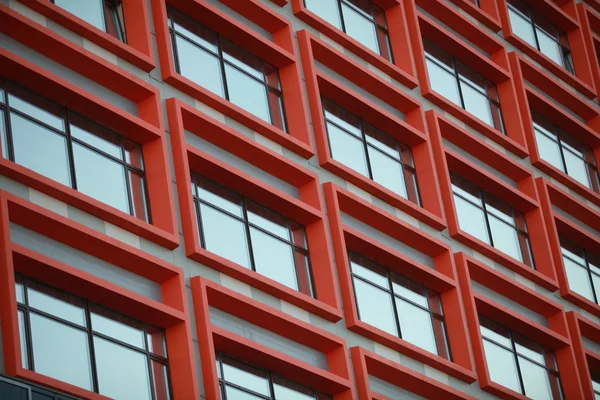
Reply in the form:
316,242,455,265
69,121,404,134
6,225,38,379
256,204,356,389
533,113,600,192
168,8,287,131
0,81,150,222
349,253,451,358
217,354,332,400
480,316,563,399
191,174,315,296
51,0,126,42
507,0,574,73
304,0,393,61
561,238,600,305
15,275,171,400
592,372,600,399
424,40,505,133
451,173,535,267
322,99,421,205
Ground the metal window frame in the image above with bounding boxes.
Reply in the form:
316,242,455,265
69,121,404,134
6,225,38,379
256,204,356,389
560,238,600,305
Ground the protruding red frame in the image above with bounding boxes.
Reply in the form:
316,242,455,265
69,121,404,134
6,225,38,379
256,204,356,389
497,0,596,98
578,3,600,101
151,0,314,158
8,0,154,71
405,0,529,158
190,276,355,400
351,346,476,399
325,182,476,382
428,110,558,290
566,311,600,400
167,98,341,322
0,191,198,400
298,29,446,230
291,0,418,88
439,0,502,32
456,252,584,400
0,41,178,248
537,177,600,318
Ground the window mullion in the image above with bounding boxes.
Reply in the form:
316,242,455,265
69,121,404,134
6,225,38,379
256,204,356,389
584,250,600,305
509,331,527,396
22,280,35,372
2,98,16,163
337,0,347,34
388,273,404,340
452,58,467,110
64,111,79,192
119,136,136,217
241,198,258,273
143,326,158,400
85,300,101,394
360,120,375,181
217,38,231,102
480,190,496,248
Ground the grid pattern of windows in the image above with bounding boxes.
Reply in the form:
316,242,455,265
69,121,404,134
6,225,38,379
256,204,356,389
304,0,393,61
349,253,450,358
168,8,287,131
191,174,315,296
216,354,332,400
451,173,535,267
424,40,505,133
15,276,171,400
507,0,574,73
533,113,600,192
480,317,563,399
0,80,150,221
561,238,600,305
51,0,126,42
322,99,421,205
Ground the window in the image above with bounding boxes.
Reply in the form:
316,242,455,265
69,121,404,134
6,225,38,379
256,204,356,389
507,0,574,73
0,376,77,400
424,40,505,132
50,0,126,42
451,173,535,267
561,238,600,305
216,354,332,400
191,174,315,296
480,317,563,399
322,99,421,205
168,8,287,131
304,0,393,61
0,81,150,222
533,113,600,192
592,372,600,400
15,276,171,400
349,253,450,358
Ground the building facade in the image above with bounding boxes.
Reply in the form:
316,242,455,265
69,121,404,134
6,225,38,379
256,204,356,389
0,0,599,399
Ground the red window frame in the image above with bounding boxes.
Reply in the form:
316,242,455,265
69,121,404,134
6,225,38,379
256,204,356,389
298,30,445,230
351,346,476,400
456,252,584,399
405,0,529,158
441,0,503,32
537,177,600,318
190,276,354,400
291,0,418,88
167,98,341,322
325,182,476,382
2,0,154,71
0,45,178,249
566,311,600,400
151,0,313,158
497,0,596,98
429,110,558,290
578,3,600,102
0,191,198,400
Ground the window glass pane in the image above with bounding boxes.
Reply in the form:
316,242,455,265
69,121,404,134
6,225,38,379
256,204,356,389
250,227,298,290
368,148,407,198
350,257,388,287
484,194,516,225
147,326,167,358
70,121,121,159
453,194,490,244
30,313,93,391
129,171,149,222
197,179,243,217
353,278,397,336
456,62,486,93
508,8,536,47
199,204,251,269
18,310,28,369
124,140,144,169
519,358,554,400
172,14,219,54
364,126,400,160
11,114,71,187
91,311,145,349
15,282,24,304
225,64,271,123
535,129,564,171
489,216,524,262
1,109,8,159
175,36,224,97
593,274,600,304
451,175,482,205
304,0,342,29
426,59,461,105
396,299,438,355
27,287,86,326
222,362,270,396
8,94,65,132
564,150,592,189
563,258,594,301
480,319,512,347
222,41,264,81
73,143,130,214
247,202,290,241
561,241,586,265
341,3,379,54
482,340,521,393
274,384,316,400
323,103,362,136
94,337,152,400
537,30,563,66
391,276,429,308
54,0,105,31
152,361,171,400
327,122,369,176
515,335,546,364
224,386,263,400
460,83,494,127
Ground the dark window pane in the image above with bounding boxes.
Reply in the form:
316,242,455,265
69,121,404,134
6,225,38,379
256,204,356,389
197,178,244,217
7,90,64,131
221,358,270,396
70,116,122,159
172,11,219,53
350,254,388,287
222,40,265,81
514,334,546,364
104,0,127,42
129,171,149,222
247,201,290,241
480,317,512,347
27,284,86,326
391,275,429,308
124,139,144,169
147,326,168,358
90,306,145,349
152,361,171,400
